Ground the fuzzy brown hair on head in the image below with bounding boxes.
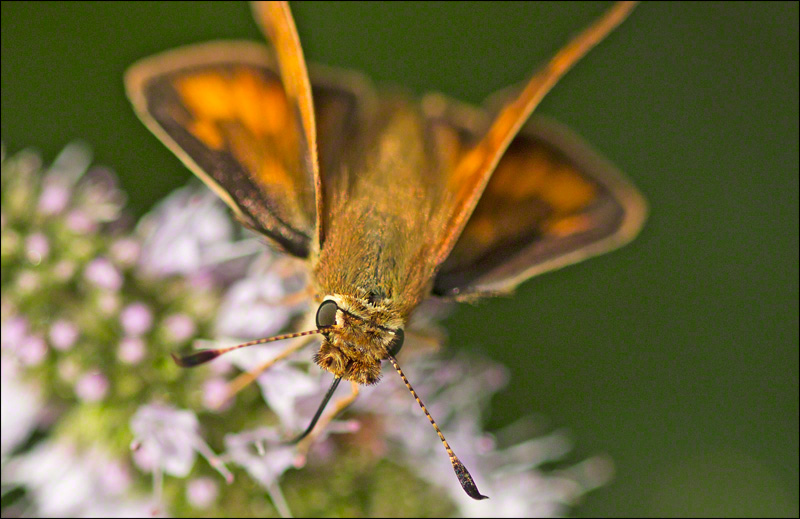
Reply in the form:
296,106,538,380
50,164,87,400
313,340,382,385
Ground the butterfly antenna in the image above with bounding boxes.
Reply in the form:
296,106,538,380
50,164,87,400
285,376,342,445
387,354,488,500
171,328,326,367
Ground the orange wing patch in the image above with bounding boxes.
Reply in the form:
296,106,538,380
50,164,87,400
449,138,599,269
485,145,597,213
176,68,289,141
175,68,296,166
171,67,310,234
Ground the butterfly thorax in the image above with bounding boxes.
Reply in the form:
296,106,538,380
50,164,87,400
313,294,403,385
312,97,452,312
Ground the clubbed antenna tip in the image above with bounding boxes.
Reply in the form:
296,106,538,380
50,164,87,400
386,354,488,500
170,328,327,368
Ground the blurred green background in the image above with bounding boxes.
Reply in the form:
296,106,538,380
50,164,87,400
2,2,797,516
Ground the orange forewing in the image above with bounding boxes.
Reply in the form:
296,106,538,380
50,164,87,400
125,42,370,257
126,44,312,256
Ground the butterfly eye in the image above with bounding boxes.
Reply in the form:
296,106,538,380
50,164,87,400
316,300,338,328
387,328,405,356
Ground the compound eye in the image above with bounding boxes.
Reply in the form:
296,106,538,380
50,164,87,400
316,300,338,328
387,328,405,356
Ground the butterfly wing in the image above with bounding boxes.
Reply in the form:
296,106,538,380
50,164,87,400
250,1,326,247
424,1,645,298
432,113,646,297
126,41,372,257
126,42,309,256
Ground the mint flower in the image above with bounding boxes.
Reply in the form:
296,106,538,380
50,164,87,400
120,302,154,336
130,404,233,484
48,319,80,351
5,441,152,517
74,371,110,402
2,143,611,517
84,257,124,290
185,476,219,510
1,353,43,461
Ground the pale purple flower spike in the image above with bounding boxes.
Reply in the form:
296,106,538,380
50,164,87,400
225,428,294,485
5,441,153,517
130,404,233,484
137,185,235,278
1,353,43,459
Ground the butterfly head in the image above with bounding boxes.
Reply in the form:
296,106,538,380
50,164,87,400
312,295,405,385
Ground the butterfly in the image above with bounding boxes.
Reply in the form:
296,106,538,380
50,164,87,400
125,1,646,500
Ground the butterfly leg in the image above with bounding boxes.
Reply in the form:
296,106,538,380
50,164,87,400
212,333,317,409
294,381,360,463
